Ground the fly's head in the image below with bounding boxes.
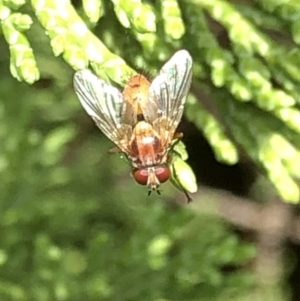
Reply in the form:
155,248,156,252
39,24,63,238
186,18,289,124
133,166,170,194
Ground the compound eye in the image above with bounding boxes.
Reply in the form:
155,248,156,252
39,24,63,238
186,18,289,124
155,166,170,184
133,169,148,186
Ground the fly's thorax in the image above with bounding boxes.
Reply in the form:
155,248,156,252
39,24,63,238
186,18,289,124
130,121,167,167
133,165,170,190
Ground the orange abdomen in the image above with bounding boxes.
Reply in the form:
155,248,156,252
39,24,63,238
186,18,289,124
123,74,150,117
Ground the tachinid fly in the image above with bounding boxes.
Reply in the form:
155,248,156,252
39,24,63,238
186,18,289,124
73,50,193,198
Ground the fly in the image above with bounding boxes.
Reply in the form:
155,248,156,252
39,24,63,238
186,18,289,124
73,50,193,198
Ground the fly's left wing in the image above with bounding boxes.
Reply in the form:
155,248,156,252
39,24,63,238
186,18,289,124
74,69,132,153
148,50,192,142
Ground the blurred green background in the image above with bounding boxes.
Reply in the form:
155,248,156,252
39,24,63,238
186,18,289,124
2,0,300,300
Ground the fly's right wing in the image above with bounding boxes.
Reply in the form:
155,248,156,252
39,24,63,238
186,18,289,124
74,69,132,153
148,50,193,146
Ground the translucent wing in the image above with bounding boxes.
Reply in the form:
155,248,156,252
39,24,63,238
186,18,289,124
73,69,132,153
148,50,192,139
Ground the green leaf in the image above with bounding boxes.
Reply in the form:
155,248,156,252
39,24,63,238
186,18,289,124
170,157,198,194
